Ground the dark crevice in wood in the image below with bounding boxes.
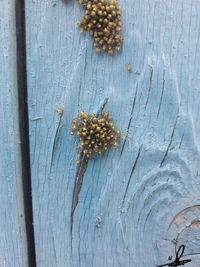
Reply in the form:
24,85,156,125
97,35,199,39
145,66,153,110
97,97,109,116
121,145,143,207
15,1,36,266
157,70,165,118
70,156,89,250
179,133,184,149
120,86,138,157
160,108,179,168
50,114,63,168
70,97,108,252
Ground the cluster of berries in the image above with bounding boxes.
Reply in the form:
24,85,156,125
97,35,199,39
78,0,123,54
70,111,124,162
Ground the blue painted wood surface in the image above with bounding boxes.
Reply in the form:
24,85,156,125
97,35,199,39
26,0,200,266
0,1,28,266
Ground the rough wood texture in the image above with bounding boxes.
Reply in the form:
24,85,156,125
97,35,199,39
0,1,28,266
26,0,200,266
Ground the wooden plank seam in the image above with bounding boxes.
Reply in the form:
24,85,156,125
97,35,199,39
15,0,36,266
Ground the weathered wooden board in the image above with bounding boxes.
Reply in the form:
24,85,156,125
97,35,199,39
0,1,28,266
26,0,200,266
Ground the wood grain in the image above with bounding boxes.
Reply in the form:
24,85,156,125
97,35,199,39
0,1,28,266
26,0,200,266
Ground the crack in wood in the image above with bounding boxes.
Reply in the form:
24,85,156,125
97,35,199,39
97,97,109,116
121,145,142,207
179,133,185,149
50,113,63,167
160,109,179,168
83,47,88,78
70,156,89,247
157,70,165,118
77,48,88,113
78,79,82,113
145,66,153,110
70,97,108,251
120,86,138,157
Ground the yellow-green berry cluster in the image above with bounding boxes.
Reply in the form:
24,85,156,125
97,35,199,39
70,111,124,161
78,0,123,54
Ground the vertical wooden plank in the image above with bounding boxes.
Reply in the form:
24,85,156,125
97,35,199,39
26,0,200,266
0,1,28,266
